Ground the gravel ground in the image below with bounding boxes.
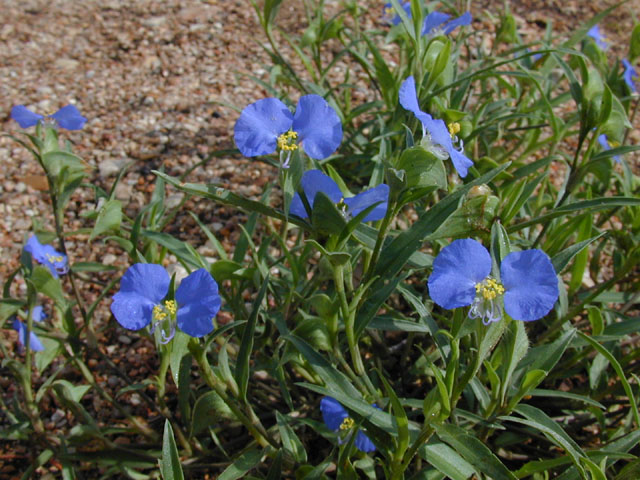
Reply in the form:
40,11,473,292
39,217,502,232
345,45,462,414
0,0,638,476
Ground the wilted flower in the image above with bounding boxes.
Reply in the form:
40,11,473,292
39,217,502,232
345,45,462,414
24,235,68,278
428,239,558,324
422,11,472,36
13,306,47,352
399,76,473,177
234,94,342,167
111,264,221,343
320,396,376,453
11,105,87,130
289,169,389,222
597,134,621,163
382,1,411,25
587,25,607,49
622,59,638,93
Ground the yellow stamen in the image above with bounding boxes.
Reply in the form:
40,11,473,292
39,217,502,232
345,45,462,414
609,140,620,148
46,253,64,263
340,417,355,430
448,122,461,137
277,131,298,152
475,278,505,300
153,300,177,321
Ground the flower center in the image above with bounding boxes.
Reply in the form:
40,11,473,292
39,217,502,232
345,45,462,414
448,122,461,138
469,277,505,325
46,253,69,275
277,130,298,152
151,300,178,344
340,417,355,431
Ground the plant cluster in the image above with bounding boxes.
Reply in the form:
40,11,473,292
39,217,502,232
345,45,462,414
2,1,640,479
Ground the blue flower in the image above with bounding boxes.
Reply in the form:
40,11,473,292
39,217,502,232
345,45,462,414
24,235,68,278
234,94,342,165
11,105,87,130
622,59,638,93
320,397,376,453
399,76,473,177
110,264,221,342
382,1,411,25
13,306,47,352
587,25,607,49
289,169,389,222
428,239,558,323
422,11,472,36
597,134,621,163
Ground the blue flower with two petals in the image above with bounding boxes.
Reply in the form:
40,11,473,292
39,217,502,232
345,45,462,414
382,1,411,26
428,239,558,324
422,11,472,36
622,59,638,93
399,76,473,177
11,105,87,130
111,264,221,343
234,95,342,166
320,397,376,453
13,306,47,352
290,169,389,222
24,235,68,278
587,25,607,50
597,134,621,163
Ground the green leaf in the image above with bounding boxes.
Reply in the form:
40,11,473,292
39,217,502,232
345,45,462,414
396,147,447,189
380,375,409,461
433,423,517,480
275,411,307,464
160,420,184,480
506,404,587,476
70,262,119,273
218,449,263,480
169,331,190,388
311,192,347,235
89,199,122,241
508,197,640,232
235,277,268,403
190,391,233,436
367,316,430,333
419,441,477,480
141,230,207,270
30,266,67,307
52,380,91,404
551,232,606,273
630,23,640,61
577,332,640,426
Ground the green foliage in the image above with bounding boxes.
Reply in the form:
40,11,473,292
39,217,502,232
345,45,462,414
2,1,639,479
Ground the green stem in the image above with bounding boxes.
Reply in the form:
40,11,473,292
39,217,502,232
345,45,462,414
189,340,277,448
334,265,364,375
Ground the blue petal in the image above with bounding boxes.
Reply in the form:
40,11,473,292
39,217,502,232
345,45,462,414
320,396,348,431
11,105,44,128
293,95,342,159
587,25,607,49
421,11,450,36
355,431,376,453
501,250,559,321
428,239,491,309
383,1,412,25
442,12,472,34
111,264,169,330
344,184,389,222
622,59,638,93
24,235,68,278
297,169,343,212
597,134,621,163
49,105,87,130
13,319,45,351
234,98,293,157
449,148,473,177
289,193,308,218
176,269,221,337
399,76,421,116
31,306,46,323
